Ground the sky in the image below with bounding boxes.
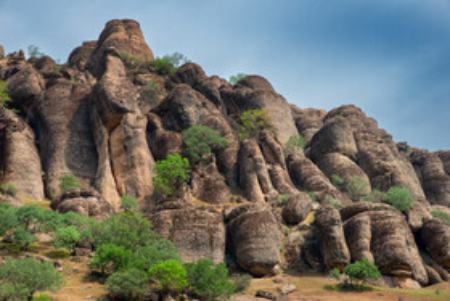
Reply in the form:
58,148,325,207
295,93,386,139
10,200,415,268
0,0,449,150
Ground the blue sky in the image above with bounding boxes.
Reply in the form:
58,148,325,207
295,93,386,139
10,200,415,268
1,0,449,150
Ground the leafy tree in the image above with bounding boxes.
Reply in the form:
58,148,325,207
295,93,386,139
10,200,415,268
93,210,156,251
239,108,272,140
59,174,80,192
27,45,44,58
0,80,12,109
153,154,190,197
186,259,235,301
229,73,246,85
148,259,188,293
90,244,133,275
0,183,17,196
106,269,149,300
284,134,306,155
120,195,139,212
15,204,47,232
128,239,180,271
53,226,81,250
344,259,381,286
432,209,450,226
182,125,229,163
151,52,188,76
0,258,62,299
384,186,414,212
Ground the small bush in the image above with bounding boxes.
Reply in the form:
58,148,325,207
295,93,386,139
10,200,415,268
0,282,30,301
119,52,144,69
330,259,381,289
93,210,156,251
128,239,180,271
11,226,36,250
148,259,188,293
32,293,53,301
230,273,251,293
59,174,80,192
27,45,44,59
0,80,12,109
153,154,190,197
239,109,272,140
150,52,188,76
182,125,229,163
278,194,290,206
106,268,149,300
91,244,133,275
15,204,47,232
384,186,414,212
306,191,318,202
0,258,62,298
186,259,235,301
284,134,306,155
330,175,345,189
0,183,17,196
120,195,139,212
325,195,342,209
432,209,450,226
346,176,369,200
53,226,81,250
362,189,385,203
229,73,246,85
0,204,18,236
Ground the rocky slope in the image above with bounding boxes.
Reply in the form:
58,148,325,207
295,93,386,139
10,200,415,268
1,19,450,289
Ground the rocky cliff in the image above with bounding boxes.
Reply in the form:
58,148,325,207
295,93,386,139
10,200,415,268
1,19,450,288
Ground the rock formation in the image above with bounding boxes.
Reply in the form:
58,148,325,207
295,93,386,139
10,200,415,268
0,19,449,287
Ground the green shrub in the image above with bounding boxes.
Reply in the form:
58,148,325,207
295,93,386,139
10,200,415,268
106,269,149,300
432,209,450,226
146,80,161,93
284,134,306,155
182,125,229,163
346,176,369,200
0,80,12,109
307,191,318,202
148,259,188,293
229,73,246,85
344,259,381,286
120,195,139,212
119,52,144,69
60,211,96,242
0,282,29,301
129,239,180,271
153,154,190,197
91,244,133,275
93,210,156,251
186,259,235,301
330,175,345,188
0,183,17,196
239,108,272,140
150,52,188,76
59,174,80,192
15,204,47,232
362,189,385,203
0,258,62,298
278,194,290,206
53,226,81,250
32,293,53,301
11,226,36,250
384,186,414,212
230,273,252,293
325,195,342,209
0,204,18,236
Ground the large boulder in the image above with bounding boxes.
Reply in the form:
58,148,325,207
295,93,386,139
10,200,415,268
0,109,44,200
420,219,450,269
53,189,113,217
190,158,231,203
226,204,283,276
282,192,313,225
149,208,225,264
88,19,154,76
68,41,97,71
290,106,326,142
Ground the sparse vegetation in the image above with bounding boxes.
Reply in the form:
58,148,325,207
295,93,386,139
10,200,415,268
230,273,252,293
432,209,450,225
0,183,17,196
229,73,246,85
330,174,345,189
362,189,385,203
239,108,272,140
285,134,307,155
346,176,369,200
150,52,188,76
153,154,190,197
0,80,12,109
325,195,342,209
59,174,80,193
27,45,44,59
384,186,414,212
182,125,229,163
278,193,290,206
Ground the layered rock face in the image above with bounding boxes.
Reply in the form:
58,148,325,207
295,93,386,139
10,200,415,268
1,19,450,285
